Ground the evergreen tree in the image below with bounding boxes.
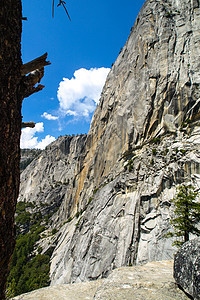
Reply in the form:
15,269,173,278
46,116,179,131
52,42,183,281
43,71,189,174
167,184,200,247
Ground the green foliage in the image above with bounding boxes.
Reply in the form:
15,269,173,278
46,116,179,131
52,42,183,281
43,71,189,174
124,158,135,172
75,211,80,218
75,209,84,218
37,246,42,254
26,202,35,209
65,216,72,223
166,10,172,17
164,148,169,155
16,201,26,212
7,227,50,297
170,155,176,161
51,228,57,235
180,149,186,155
150,158,154,165
128,164,133,172
15,211,31,226
122,149,134,159
93,187,99,194
15,201,32,234
180,118,192,131
152,148,157,155
129,263,133,267
88,197,93,205
7,253,50,296
6,202,50,297
152,137,160,144
167,184,200,247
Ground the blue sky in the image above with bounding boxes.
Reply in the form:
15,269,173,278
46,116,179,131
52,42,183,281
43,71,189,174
21,0,145,149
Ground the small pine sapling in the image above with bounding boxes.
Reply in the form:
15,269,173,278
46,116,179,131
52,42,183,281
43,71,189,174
167,184,200,247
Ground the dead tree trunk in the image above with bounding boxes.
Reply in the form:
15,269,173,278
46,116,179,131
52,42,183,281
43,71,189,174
0,1,22,298
0,1,50,298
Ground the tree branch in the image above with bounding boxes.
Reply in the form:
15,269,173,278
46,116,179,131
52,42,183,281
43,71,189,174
21,66,46,99
21,53,51,76
23,84,45,99
21,122,36,128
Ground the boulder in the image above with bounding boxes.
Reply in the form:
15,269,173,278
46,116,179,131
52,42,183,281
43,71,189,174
174,237,200,299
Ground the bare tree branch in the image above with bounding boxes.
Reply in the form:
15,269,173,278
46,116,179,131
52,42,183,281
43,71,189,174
21,53,51,76
21,122,36,128
52,0,71,21
23,84,45,99
20,66,46,99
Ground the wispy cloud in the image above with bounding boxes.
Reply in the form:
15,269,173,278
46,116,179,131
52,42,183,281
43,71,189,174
20,122,56,149
57,67,110,119
41,112,58,120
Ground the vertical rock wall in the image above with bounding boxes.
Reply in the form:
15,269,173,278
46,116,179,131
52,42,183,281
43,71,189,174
50,0,200,284
71,0,200,211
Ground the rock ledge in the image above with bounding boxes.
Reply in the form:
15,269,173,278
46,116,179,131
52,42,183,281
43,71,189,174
13,260,189,300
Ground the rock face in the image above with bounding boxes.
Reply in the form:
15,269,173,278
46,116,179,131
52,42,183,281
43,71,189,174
13,261,188,300
20,149,42,172
174,238,200,300
19,135,86,230
18,0,200,288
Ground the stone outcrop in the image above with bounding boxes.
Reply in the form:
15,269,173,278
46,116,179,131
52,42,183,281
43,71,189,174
18,0,200,288
13,261,188,300
174,237,200,300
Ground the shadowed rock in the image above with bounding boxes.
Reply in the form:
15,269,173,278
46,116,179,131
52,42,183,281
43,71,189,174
174,237,200,300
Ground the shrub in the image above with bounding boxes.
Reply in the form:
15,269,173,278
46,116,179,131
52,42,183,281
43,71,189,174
152,148,157,155
51,228,57,235
152,137,160,144
180,149,186,154
93,187,99,194
128,165,133,172
88,197,93,205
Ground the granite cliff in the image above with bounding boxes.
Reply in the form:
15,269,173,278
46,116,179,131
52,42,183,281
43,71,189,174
18,0,200,289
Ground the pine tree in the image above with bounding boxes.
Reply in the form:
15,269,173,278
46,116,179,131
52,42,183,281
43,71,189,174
167,184,200,247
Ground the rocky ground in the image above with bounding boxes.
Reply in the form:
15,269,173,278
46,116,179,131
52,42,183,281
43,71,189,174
13,260,189,300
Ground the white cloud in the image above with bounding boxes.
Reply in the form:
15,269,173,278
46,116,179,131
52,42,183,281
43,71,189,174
36,135,56,149
57,67,110,118
20,122,56,149
41,112,58,120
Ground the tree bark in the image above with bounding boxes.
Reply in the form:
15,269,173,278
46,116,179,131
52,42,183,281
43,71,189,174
184,198,190,243
0,1,22,298
21,52,50,75
0,1,50,297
